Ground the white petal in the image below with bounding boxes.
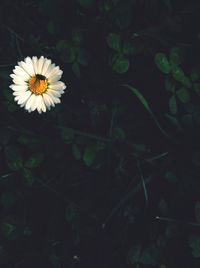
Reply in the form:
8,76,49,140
47,89,61,98
10,73,26,82
13,89,28,96
31,95,40,111
25,94,36,111
41,59,51,76
45,92,56,107
10,84,28,91
18,58,33,77
43,93,53,108
46,93,61,104
15,91,31,105
49,81,66,91
40,98,46,113
37,56,45,74
36,95,43,113
44,63,55,77
32,56,38,74
48,74,62,83
13,66,30,80
47,66,60,79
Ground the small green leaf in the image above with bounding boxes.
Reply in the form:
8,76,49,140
112,127,126,141
182,76,192,88
112,54,129,73
195,201,200,224
171,65,186,84
155,52,171,74
25,153,44,169
176,87,190,103
107,33,121,51
72,144,82,160
22,168,35,186
169,95,177,115
169,47,182,66
1,217,17,240
83,145,97,167
123,85,151,113
5,146,23,171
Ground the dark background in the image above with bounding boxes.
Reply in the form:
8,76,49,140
0,0,200,267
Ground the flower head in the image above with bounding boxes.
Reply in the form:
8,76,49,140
10,56,66,113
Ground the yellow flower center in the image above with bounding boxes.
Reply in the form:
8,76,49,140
28,74,48,95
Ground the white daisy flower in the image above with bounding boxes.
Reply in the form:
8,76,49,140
10,56,66,113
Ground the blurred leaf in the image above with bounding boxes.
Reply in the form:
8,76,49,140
165,171,178,183
132,143,146,154
47,21,60,34
189,235,200,258
124,85,150,112
107,33,121,51
116,2,133,29
112,127,126,141
176,87,190,103
181,114,193,127
65,203,79,223
78,0,93,7
169,47,182,66
123,42,135,55
155,53,171,74
25,153,44,169
195,201,200,224
165,79,175,93
22,168,35,187
77,49,88,66
171,65,186,84
193,83,200,95
56,41,76,63
72,144,82,160
0,217,17,240
72,62,81,78
5,146,23,171
140,247,157,265
60,128,75,144
0,128,11,146
165,114,182,131
83,145,97,167
169,95,177,115
159,199,168,215
112,54,129,73
1,192,15,208
128,245,142,264
190,69,200,82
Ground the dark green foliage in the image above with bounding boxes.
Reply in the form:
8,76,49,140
0,0,200,267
